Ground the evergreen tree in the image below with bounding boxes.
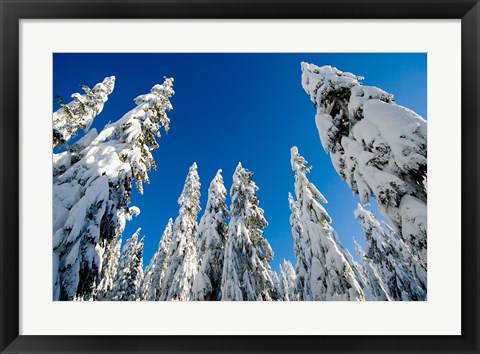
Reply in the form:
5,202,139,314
269,270,284,301
331,228,389,301
301,63,427,267
109,228,144,301
280,260,297,301
289,146,364,301
343,242,390,301
221,163,275,301
288,192,311,301
354,204,426,300
191,170,228,301
140,218,173,300
95,236,122,300
53,77,174,300
53,76,115,148
160,163,201,301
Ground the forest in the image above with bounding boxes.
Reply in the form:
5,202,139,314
52,63,427,301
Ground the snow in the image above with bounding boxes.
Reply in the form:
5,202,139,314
129,206,141,217
359,100,427,173
399,195,427,266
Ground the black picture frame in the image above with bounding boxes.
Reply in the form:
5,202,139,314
1,1,478,353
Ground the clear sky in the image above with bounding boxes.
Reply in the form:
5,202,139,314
53,53,427,272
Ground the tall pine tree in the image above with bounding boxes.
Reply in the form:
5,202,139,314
140,218,173,300
221,163,275,301
301,63,427,268
191,170,228,301
289,146,364,301
160,163,201,301
354,204,426,300
95,236,122,300
288,192,311,300
109,228,144,301
280,260,297,301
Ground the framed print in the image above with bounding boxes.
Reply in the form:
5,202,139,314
1,0,479,353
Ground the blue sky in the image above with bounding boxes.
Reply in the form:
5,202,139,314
53,53,426,272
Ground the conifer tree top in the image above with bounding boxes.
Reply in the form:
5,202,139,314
53,76,116,148
301,63,363,104
201,169,227,223
177,162,201,214
290,146,328,207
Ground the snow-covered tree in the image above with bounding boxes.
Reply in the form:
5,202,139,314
221,163,275,301
354,204,426,300
53,77,175,300
160,163,201,301
288,192,311,301
289,146,364,301
269,270,284,301
53,76,115,148
301,63,427,267
109,228,144,301
191,170,228,301
140,218,173,301
344,243,390,301
95,236,122,300
280,260,297,301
